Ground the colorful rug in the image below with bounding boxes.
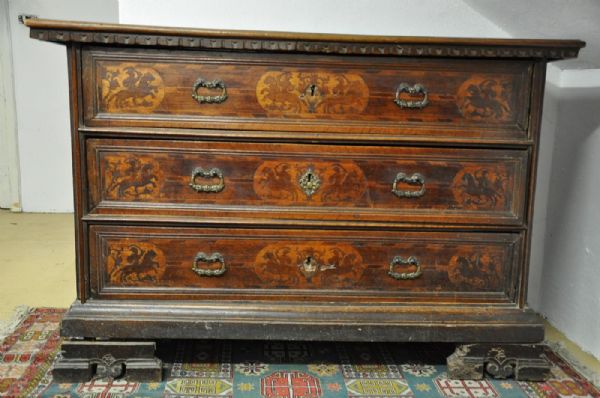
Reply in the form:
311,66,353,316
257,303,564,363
0,308,598,398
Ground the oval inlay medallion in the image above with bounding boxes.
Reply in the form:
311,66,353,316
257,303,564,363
456,76,513,122
452,165,509,210
255,243,363,286
256,71,369,116
106,241,166,286
253,160,367,204
447,252,503,289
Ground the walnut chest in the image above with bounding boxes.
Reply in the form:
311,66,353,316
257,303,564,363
25,17,584,382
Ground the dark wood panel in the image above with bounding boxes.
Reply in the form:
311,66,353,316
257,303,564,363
82,48,532,139
89,224,522,303
60,300,545,343
86,138,528,225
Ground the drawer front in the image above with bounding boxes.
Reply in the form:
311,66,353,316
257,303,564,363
89,225,522,303
87,139,528,226
83,48,531,141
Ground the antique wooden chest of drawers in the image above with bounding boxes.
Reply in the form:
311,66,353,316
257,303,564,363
24,17,584,382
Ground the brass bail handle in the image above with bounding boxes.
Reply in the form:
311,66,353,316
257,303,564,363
392,172,425,198
189,167,225,193
192,77,228,104
388,256,422,280
192,252,227,277
394,83,429,109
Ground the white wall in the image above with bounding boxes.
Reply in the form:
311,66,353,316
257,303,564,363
530,84,600,359
0,0,21,211
118,0,508,37
6,0,118,212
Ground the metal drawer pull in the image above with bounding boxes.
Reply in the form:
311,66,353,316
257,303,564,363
193,252,226,276
189,167,224,193
389,256,422,280
192,77,228,104
392,172,425,198
394,83,429,109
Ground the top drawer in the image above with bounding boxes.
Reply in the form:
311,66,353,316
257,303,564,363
82,48,532,142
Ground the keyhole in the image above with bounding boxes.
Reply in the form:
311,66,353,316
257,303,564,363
309,84,317,96
306,173,313,182
305,256,313,265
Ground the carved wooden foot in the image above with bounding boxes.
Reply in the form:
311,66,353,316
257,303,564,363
53,340,162,382
447,344,551,381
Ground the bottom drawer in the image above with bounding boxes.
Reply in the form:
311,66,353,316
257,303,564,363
89,225,522,303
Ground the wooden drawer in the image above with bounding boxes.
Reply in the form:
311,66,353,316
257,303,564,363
87,138,528,226
89,224,522,303
83,48,532,141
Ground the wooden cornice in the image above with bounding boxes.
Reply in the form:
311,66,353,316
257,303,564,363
24,17,585,60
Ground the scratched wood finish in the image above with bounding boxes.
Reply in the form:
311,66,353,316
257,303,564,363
82,48,532,139
89,224,522,303
87,138,527,225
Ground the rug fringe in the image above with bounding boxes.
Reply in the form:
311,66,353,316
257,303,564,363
0,305,32,341
544,340,600,388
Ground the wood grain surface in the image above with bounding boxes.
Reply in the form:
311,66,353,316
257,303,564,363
89,224,522,303
82,48,532,138
86,138,528,226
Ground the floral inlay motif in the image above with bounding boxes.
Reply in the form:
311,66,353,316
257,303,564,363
256,71,369,116
254,161,367,204
254,243,363,286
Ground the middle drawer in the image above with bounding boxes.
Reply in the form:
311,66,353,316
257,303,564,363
87,138,527,226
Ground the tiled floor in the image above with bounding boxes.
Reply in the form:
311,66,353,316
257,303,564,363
1,209,598,381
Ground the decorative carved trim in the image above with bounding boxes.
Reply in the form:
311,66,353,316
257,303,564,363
30,28,581,60
447,344,552,381
52,340,162,382
90,354,125,380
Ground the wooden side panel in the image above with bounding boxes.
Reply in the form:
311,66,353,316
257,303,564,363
89,225,522,303
82,48,532,139
86,138,528,226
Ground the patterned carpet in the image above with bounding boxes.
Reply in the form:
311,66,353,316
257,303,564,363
0,309,598,397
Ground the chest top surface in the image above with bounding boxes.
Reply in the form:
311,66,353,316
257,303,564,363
24,17,584,59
